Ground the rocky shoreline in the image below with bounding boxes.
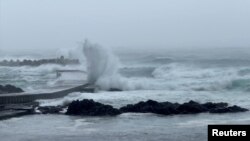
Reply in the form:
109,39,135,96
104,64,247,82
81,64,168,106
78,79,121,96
0,102,38,120
39,99,249,116
0,85,24,94
0,99,248,120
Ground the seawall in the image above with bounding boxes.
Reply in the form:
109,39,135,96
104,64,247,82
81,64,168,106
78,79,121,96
0,84,96,105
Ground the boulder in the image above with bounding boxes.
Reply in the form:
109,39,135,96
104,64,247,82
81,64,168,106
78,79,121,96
66,99,121,116
202,102,228,110
120,100,248,115
176,101,208,114
109,88,122,92
209,105,248,113
120,100,179,115
0,84,24,94
37,106,64,114
65,99,248,116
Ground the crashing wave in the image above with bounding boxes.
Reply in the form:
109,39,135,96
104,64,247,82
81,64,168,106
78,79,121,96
83,40,129,90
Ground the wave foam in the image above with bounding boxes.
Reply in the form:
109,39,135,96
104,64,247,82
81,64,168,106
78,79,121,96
82,41,250,92
83,40,128,90
152,63,250,91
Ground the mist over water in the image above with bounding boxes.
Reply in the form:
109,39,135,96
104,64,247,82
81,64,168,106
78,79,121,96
33,44,250,141
81,42,250,92
2,43,250,141
1,1,250,141
1,41,250,93
82,40,124,90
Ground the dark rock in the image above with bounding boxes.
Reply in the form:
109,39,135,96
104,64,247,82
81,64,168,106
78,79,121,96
176,101,208,114
120,100,248,115
0,110,33,120
66,99,121,116
202,102,228,110
37,106,64,114
209,105,249,113
0,105,5,111
0,103,37,120
120,100,180,115
0,84,24,94
109,88,122,92
5,104,34,113
65,99,248,117
228,105,249,112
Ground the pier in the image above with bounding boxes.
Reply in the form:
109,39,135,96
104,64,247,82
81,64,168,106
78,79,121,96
0,84,96,105
0,56,80,67
0,84,97,120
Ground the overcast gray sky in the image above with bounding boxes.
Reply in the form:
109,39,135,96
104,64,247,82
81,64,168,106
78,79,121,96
0,0,250,55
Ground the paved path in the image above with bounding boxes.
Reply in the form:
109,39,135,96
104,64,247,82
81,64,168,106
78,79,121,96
0,84,96,105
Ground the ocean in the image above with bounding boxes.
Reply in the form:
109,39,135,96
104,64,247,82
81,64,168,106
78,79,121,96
1,46,250,141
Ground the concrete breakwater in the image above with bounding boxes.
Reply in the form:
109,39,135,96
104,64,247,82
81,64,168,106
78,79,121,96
0,56,79,67
0,84,96,120
0,84,96,105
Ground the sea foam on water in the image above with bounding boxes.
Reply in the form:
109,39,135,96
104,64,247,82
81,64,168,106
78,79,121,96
83,40,128,90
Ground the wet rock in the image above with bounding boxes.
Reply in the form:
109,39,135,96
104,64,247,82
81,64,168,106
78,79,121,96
109,88,122,92
0,84,24,94
0,105,5,111
65,99,248,117
0,103,36,120
37,106,64,114
176,101,207,114
66,99,121,116
120,100,180,115
209,105,249,113
120,100,248,115
0,110,33,120
202,102,228,110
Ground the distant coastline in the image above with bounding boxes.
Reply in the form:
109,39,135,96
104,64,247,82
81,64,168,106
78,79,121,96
0,56,79,67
